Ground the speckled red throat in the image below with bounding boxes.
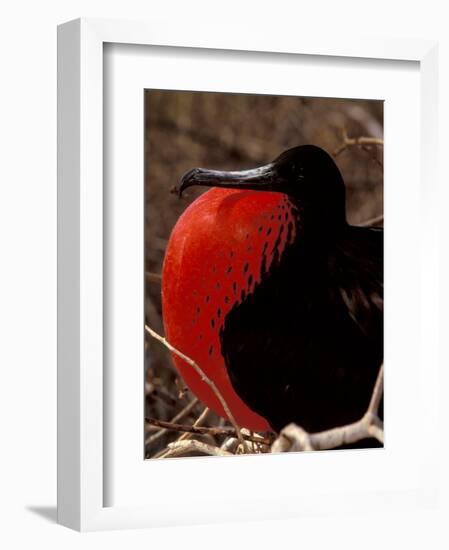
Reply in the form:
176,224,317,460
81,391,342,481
162,187,298,431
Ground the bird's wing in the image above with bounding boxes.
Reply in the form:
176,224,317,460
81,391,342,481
332,226,383,340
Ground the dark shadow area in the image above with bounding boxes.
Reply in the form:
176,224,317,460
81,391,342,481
26,506,57,523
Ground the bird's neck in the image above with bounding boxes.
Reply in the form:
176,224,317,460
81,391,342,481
291,199,348,248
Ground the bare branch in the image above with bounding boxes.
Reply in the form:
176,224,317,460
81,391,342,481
159,439,234,458
145,397,198,445
177,407,211,441
145,271,162,284
145,417,272,445
334,130,384,157
367,362,384,416
146,383,178,406
221,437,239,453
358,213,384,228
271,424,314,453
144,324,248,451
360,144,383,169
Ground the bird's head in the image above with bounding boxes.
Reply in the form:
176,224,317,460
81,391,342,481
179,145,347,226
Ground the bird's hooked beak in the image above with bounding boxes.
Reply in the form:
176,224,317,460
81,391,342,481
178,163,278,197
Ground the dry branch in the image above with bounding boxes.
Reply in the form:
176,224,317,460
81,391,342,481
367,362,384,416
271,424,314,452
334,129,384,157
159,439,234,458
145,417,272,445
177,407,211,441
146,384,178,406
144,324,248,451
145,397,199,445
145,271,162,284
358,213,384,228
221,437,239,453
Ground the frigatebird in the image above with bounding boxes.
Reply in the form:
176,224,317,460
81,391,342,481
162,145,383,441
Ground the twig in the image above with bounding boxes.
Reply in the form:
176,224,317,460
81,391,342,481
271,424,314,452
367,362,384,416
158,439,234,458
149,407,214,459
176,380,190,399
358,213,384,227
334,130,384,157
146,384,178,406
145,417,272,445
272,363,384,452
145,271,162,284
177,407,211,441
145,397,198,445
221,437,239,453
360,144,383,169
144,324,248,452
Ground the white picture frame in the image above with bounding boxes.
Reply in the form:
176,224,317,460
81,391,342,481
57,17,440,531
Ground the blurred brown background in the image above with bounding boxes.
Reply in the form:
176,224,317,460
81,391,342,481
144,90,383,458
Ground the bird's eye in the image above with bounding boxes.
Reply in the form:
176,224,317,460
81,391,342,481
283,162,299,178
278,161,305,182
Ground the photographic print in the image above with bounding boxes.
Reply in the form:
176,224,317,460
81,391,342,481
144,90,383,459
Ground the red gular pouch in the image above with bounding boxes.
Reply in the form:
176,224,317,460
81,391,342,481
162,188,297,432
